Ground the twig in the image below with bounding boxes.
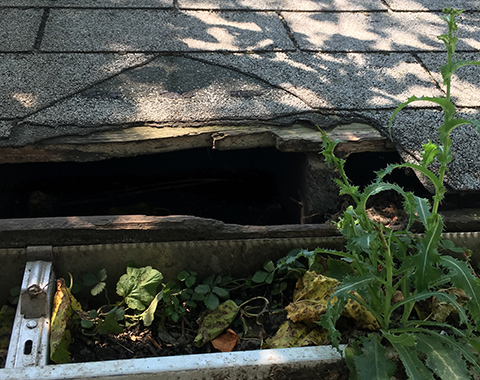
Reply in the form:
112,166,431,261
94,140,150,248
115,341,134,354
147,334,162,351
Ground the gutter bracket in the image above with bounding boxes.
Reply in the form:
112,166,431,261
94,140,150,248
5,259,55,368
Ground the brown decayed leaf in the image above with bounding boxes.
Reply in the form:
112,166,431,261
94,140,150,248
50,279,83,364
211,329,239,352
286,271,379,330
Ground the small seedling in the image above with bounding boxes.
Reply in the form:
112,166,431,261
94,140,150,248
252,260,276,284
80,306,124,335
252,254,305,298
162,279,196,323
193,274,231,310
81,269,107,297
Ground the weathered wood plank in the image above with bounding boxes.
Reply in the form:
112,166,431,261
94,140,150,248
0,208,478,248
0,215,341,248
0,123,391,163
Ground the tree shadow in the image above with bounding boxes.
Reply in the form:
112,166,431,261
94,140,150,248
2,0,479,160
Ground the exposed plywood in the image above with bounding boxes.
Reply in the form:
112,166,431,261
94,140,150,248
0,123,391,163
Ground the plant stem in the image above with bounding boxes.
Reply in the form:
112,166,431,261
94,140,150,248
400,299,416,326
378,228,394,329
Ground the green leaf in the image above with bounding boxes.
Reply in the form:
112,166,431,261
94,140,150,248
264,260,275,272
88,309,98,319
191,292,205,301
81,273,99,287
113,306,125,321
441,239,468,254
318,296,346,351
177,270,190,281
392,290,468,324
344,344,361,380
90,281,106,296
420,141,439,166
178,270,197,288
440,256,480,325
325,258,353,281
180,288,193,300
9,286,20,298
425,330,480,371
80,269,107,296
170,295,180,307
414,196,431,228
416,333,470,380
466,334,480,355
97,312,123,335
204,293,220,310
354,333,396,380
412,214,443,292
212,286,229,299
97,268,107,282
194,284,211,295
377,162,441,200
384,332,415,346
442,59,480,84
333,274,377,300
351,232,377,254
140,290,163,327
116,266,163,311
389,96,456,137
81,319,94,329
439,118,477,140
252,271,269,283
203,274,215,287
185,276,196,288
384,333,435,380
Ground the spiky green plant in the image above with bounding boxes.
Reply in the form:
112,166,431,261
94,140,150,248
289,7,480,379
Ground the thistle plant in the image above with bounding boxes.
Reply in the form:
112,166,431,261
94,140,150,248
293,7,480,379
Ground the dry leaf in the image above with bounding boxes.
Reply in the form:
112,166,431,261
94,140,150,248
50,278,83,364
432,287,470,322
285,271,379,330
194,300,239,347
265,320,329,349
285,271,339,323
211,329,239,352
343,296,380,330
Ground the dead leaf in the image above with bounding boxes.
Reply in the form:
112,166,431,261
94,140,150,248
265,320,329,349
194,299,240,347
285,271,379,330
392,290,405,304
285,271,339,323
298,328,330,346
414,287,470,322
212,329,239,352
50,278,83,364
432,287,470,322
343,296,380,330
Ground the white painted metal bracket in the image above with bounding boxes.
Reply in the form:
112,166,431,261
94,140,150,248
5,260,55,368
